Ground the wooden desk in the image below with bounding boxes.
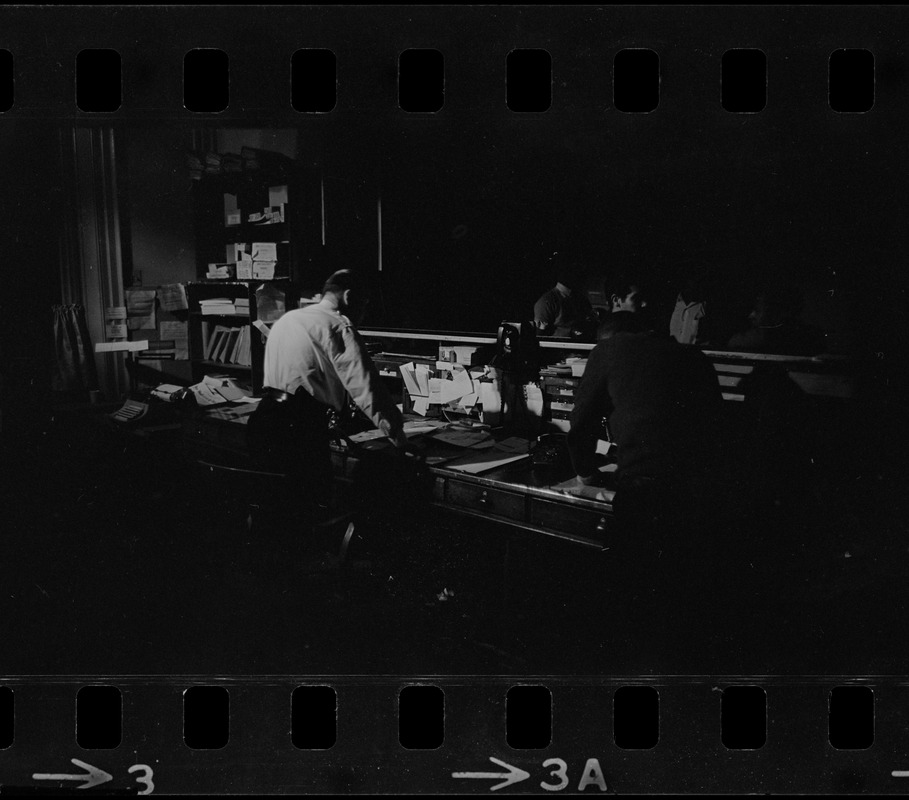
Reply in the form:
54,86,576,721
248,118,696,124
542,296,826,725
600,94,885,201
334,443,615,550
183,411,616,550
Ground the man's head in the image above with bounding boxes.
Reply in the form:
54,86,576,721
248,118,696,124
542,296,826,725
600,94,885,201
322,269,369,321
748,292,786,328
606,279,648,313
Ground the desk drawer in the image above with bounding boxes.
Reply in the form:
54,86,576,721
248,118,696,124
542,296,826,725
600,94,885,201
446,480,525,521
529,499,611,540
183,419,248,453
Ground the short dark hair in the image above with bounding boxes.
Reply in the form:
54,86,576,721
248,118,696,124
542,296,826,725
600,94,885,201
604,276,645,304
322,269,362,296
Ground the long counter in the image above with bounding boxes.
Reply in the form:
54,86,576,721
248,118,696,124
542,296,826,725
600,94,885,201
360,328,859,401
183,411,616,550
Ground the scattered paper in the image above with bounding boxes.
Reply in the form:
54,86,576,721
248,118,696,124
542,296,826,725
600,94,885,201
551,473,616,503
126,288,157,330
439,379,465,405
190,375,252,405
95,340,149,353
479,381,501,425
157,283,188,312
105,321,127,339
431,428,492,448
160,320,189,360
190,382,225,406
404,419,446,431
523,383,544,419
412,396,430,416
451,363,473,396
428,378,443,405
415,364,431,397
445,449,530,475
494,436,529,454
400,362,422,397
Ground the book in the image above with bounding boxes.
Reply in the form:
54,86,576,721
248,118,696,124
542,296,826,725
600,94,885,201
205,325,229,360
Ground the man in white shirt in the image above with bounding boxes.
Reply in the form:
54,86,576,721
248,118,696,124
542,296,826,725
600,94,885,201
248,269,406,503
669,270,710,346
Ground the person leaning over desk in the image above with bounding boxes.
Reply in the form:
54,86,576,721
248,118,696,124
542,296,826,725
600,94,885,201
533,254,598,339
247,269,407,511
566,307,727,563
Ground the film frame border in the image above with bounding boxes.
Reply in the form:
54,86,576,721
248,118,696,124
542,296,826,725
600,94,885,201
1,3,907,794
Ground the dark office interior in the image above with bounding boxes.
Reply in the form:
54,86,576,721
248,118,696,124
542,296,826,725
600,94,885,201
2,5,909,685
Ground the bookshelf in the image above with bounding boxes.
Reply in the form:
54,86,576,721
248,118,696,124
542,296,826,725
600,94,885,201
188,154,320,392
187,280,297,393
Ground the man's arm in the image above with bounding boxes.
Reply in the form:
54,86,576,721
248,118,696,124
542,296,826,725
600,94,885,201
331,324,406,446
566,344,612,481
534,292,557,334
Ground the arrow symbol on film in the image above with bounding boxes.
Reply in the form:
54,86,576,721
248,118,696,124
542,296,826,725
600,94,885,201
32,758,113,790
452,756,531,791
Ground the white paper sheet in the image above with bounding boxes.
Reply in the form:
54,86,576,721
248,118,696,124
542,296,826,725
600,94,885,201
126,288,157,330
157,283,188,312
415,364,431,397
451,363,473,396
479,381,501,425
445,450,530,474
160,320,189,360
523,383,544,419
399,362,422,397
431,428,492,448
95,340,149,353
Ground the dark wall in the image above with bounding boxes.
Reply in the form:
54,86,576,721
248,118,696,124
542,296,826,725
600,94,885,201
294,5,909,357
4,5,909,367
0,121,66,439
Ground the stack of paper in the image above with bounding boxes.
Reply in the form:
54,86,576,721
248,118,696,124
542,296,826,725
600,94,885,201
205,263,234,280
445,437,531,474
189,375,252,407
199,298,248,316
399,362,435,416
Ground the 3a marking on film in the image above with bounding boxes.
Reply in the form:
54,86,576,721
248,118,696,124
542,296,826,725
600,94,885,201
452,757,608,791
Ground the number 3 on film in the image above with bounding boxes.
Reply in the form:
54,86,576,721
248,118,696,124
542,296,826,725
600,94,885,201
128,764,155,795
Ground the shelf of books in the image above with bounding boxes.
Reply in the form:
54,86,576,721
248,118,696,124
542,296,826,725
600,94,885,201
188,148,321,394
186,280,296,394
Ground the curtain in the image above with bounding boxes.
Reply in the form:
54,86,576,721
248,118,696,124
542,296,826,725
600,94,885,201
51,304,98,394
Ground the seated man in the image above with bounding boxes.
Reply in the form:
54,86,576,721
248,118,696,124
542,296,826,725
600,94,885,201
597,277,650,338
533,255,597,338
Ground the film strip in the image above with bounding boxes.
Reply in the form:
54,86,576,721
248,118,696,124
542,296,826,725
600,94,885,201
2,4,907,794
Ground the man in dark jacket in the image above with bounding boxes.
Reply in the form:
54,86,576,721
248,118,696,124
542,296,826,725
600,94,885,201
568,313,727,572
